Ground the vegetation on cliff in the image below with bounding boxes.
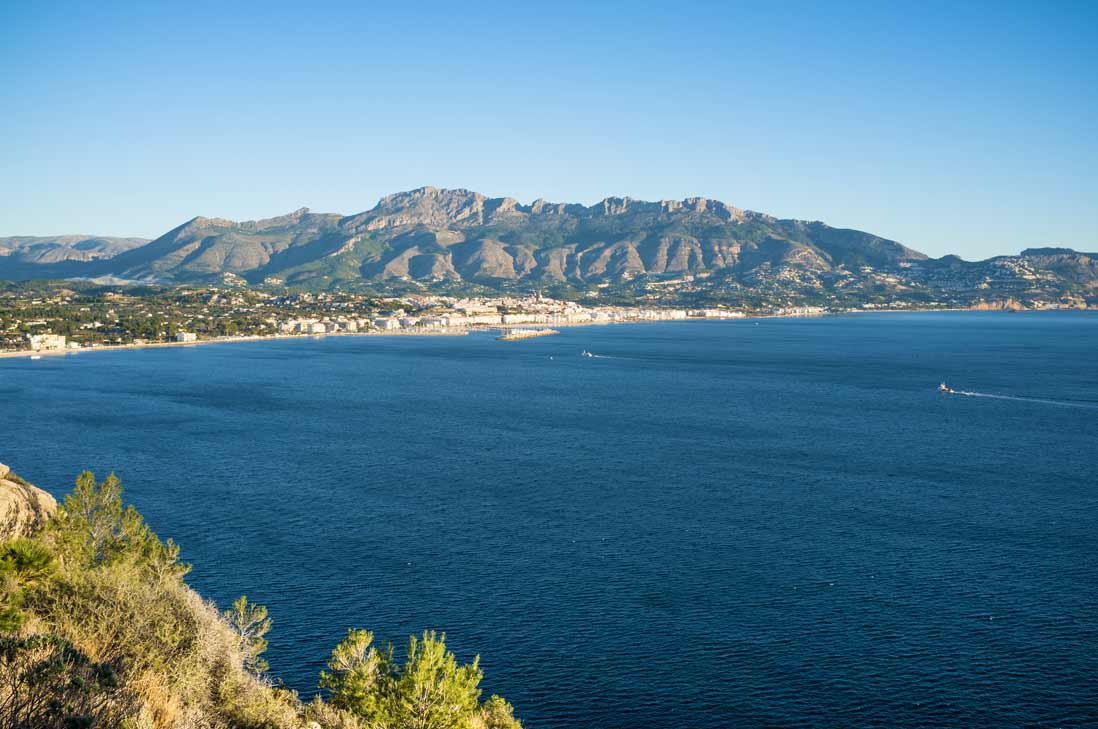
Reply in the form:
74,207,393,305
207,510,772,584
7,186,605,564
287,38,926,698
0,469,521,729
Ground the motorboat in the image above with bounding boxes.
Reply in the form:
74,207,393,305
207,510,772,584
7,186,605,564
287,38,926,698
581,350,594,358
938,382,954,394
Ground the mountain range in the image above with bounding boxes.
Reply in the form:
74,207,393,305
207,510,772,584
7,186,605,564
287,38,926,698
2,187,1095,305
0,235,148,268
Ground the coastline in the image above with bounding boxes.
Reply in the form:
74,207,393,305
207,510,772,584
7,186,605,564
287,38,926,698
1,307,1088,360
0,316,745,359
0,328,471,360
0,312,716,360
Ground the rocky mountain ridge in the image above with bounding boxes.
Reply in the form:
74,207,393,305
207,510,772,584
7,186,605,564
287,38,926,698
0,188,1094,307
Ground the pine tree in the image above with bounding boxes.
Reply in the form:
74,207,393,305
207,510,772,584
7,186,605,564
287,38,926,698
224,595,272,675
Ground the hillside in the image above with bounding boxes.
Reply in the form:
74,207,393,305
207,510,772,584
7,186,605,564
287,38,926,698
0,465,523,729
0,236,149,264
0,236,149,279
1,188,1094,308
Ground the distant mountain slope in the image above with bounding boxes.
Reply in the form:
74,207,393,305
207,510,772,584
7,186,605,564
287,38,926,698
1,188,1094,306
1015,248,1098,285
0,235,149,274
0,236,150,281
6,187,922,286
337,188,929,286
98,207,346,280
0,235,148,264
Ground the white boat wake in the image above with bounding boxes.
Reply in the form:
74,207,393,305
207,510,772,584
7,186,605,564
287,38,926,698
946,388,1098,410
584,353,639,361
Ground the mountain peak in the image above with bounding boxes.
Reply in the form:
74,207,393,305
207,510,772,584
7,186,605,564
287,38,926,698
363,187,490,230
180,215,236,232
375,187,484,210
592,197,634,216
238,207,316,231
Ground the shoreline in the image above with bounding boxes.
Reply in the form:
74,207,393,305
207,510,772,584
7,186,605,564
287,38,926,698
0,328,471,360
0,317,734,359
1,307,1090,360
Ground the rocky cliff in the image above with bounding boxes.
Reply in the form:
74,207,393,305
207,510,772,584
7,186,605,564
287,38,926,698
0,463,57,540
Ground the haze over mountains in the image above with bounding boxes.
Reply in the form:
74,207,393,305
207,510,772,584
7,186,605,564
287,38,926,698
2,187,1095,304
0,235,148,267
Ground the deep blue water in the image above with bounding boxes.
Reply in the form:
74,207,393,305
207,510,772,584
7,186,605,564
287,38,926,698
3,312,1098,728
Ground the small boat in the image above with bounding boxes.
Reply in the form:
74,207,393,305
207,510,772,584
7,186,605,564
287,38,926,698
30,355,42,360
581,350,594,358
938,382,954,393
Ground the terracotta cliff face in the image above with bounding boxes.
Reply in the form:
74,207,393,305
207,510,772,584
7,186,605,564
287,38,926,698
0,463,57,540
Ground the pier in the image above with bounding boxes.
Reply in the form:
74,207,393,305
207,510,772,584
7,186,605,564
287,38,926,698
496,328,560,341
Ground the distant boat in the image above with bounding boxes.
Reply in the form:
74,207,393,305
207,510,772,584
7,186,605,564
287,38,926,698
581,350,594,358
938,382,954,393
30,355,42,360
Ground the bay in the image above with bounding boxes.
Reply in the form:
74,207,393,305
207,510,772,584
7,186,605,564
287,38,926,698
3,312,1097,728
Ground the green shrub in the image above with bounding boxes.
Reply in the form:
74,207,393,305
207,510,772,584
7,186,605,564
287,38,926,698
0,538,56,631
0,470,522,729
0,633,135,728
321,629,520,729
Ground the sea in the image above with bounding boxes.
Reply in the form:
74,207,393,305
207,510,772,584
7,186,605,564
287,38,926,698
3,312,1097,728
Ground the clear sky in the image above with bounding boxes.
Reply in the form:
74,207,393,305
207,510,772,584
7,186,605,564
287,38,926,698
1,0,1095,259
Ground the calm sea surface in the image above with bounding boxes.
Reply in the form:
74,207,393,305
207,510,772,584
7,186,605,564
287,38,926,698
4,312,1097,728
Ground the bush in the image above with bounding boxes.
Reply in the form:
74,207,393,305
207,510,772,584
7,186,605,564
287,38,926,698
321,629,521,729
0,470,522,729
0,633,133,728
224,595,272,676
0,538,56,631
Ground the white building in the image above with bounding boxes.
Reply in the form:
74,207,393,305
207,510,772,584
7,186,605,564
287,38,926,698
27,334,66,351
463,313,503,325
690,309,745,319
176,332,198,343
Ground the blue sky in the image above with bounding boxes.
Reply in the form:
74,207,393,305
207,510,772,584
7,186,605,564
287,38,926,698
1,0,1095,259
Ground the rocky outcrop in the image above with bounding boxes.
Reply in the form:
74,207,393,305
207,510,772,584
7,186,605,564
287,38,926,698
971,298,1027,311
0,463,58,541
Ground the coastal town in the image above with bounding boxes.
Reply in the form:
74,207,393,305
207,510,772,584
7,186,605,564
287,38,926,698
4,272,1090,356
1,285,784,355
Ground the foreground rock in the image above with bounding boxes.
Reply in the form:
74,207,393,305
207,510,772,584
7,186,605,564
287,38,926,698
0,462,57,540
